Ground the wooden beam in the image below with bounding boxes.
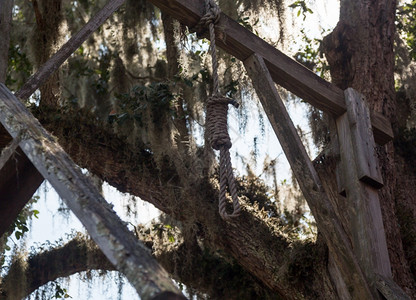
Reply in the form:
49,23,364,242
244,53,373,299
376,274,412,300
16,0,126,100
147,0,393,145
0,84,185,300
344,89,383,188
0,138,44,237
336,88,392,296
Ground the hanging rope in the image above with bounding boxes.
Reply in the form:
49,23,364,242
199,0,241,221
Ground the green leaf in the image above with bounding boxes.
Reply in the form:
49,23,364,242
33,210,40,218
168,234,175,243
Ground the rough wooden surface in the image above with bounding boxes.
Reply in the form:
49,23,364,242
15,0,126,100
147,0,392,145
345,89,383,188
0,139,44,236
376,274,412,300
328,253,351,300
0,84,184,300
244,53,373,299
336,89,392,297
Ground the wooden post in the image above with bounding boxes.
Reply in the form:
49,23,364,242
244,53,373,299
0,84,185,300
336,88,392,294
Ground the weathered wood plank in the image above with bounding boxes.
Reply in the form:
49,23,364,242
0,84,185,300
147,0,393,145
376,274,412,300
345,89,383,188
16,0,126,99
244,53,373,299
336,89,392,296
328,253,351,300
0,140,44,237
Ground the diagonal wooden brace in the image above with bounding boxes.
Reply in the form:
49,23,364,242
16,0,126,100
0,84,185,300
244,53,373,299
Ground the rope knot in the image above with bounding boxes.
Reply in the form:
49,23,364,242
206,95,233,150
192,0,221,35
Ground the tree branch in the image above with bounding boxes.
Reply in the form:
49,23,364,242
34,106,336,299
0,235,114,299
15,0,126,100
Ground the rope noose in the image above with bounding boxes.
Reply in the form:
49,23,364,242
201,0,241,220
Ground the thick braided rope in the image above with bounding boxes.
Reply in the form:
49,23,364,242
201,0,241,220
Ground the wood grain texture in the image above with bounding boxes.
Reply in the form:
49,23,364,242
336,92,392,296
376,274,412,300
147,0,392,145
244,53,373,300
345,88,383,188
0,84,183,300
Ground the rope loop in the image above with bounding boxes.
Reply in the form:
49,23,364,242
201,0,241,221
219,147,241,220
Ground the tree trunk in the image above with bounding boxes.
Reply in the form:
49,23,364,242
0,0,13,83
323,0,416,297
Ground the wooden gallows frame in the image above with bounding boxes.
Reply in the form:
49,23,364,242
0,0,410,299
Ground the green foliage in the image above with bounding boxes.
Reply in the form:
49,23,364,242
93,48,112,96
152,224,176,243
112,82,175,126
294,29,330,78
237,16,259,35
397,1,416,60
6,44,32,90
52,282,72,299
7,196,40,244
289,0,313,20
237,175,279,216
280,209,317,239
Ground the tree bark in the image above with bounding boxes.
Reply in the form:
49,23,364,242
0,0,13,84
0,236,114,300
32,104,336,299
323,0,416,297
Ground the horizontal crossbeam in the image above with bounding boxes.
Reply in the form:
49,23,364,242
147,0,393,145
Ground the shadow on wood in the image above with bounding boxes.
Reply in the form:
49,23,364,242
0,127,44,237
